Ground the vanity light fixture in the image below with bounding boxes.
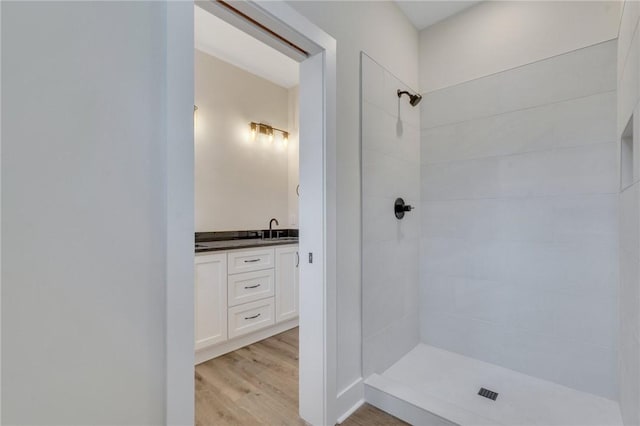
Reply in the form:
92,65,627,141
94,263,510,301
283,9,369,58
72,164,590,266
249,122,289,144
194,105,198,130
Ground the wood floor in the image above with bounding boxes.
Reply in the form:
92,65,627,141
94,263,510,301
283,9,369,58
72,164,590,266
195,327,408,426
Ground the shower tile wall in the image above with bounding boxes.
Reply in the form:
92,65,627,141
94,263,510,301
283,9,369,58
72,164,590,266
361,53,420,377
420,41,619,399
618,1,640,424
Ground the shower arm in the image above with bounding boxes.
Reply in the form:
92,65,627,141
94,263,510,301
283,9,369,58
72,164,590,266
397,89,423,106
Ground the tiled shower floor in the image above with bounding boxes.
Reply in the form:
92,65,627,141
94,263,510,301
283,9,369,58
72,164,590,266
364,344,622,426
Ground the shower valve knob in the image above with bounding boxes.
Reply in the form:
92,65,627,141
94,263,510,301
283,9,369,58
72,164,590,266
394,198,413,219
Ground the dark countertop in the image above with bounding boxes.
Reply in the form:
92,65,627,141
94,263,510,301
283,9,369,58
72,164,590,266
195,238,298,253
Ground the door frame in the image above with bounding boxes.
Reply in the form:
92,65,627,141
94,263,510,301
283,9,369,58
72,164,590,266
165,2,337,425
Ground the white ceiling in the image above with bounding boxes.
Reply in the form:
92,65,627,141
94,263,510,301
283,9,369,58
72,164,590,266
194,5,299,89
395,1,481,30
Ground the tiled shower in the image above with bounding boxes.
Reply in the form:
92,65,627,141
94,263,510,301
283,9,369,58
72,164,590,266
361,53,420,377
361,3,640,421
419,40,619,399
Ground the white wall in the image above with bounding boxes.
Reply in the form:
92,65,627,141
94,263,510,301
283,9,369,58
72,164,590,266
287,1,418,407
419,6,619,398
419,1,621,92
287,86,300,227
2,2,172,423
361,54,420,377
618,1,640,424
195,50,291,232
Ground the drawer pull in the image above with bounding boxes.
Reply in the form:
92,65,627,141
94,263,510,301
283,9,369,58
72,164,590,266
244,259,260,263
244,284,261,289
244,313,261,320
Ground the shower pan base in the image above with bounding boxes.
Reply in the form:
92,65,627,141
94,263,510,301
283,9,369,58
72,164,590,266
364,344,622,426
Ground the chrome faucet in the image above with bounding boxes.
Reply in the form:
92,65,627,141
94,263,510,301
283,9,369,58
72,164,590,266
269,218,279,239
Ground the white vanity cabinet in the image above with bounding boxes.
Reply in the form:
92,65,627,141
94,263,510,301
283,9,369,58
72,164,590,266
195,243,299,364
275,246,299,323
194,253,227,350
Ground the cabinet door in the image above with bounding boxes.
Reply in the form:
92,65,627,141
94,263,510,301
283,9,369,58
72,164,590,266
275,246,299,322
195,253,227,350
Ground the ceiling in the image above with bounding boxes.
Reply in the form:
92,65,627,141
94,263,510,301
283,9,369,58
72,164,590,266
395,1,481,30
194,5,299,89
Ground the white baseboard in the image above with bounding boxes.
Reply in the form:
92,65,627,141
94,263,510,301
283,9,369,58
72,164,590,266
195,318,298,365
336,378,365,424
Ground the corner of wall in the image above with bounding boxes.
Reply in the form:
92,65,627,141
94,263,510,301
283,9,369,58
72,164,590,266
335,378,365,424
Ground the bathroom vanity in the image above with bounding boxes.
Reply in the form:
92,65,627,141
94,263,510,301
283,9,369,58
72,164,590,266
194,240,299,364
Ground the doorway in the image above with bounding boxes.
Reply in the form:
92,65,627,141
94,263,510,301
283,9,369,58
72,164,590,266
165,2,337,425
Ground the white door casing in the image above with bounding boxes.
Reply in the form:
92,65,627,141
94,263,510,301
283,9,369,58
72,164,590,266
167,2,337,424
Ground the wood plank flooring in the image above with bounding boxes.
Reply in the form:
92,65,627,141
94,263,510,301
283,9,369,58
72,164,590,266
195,327,408,425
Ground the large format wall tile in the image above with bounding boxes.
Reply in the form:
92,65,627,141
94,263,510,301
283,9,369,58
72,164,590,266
363,101,421,165
363,149,420,200
421,40,616,129
620,183,640,425
421,195,617,246
422,91,616,165
422,142,617,201
362,53,420,376
363,311,420,377
419,41,619,399
619,2,640,424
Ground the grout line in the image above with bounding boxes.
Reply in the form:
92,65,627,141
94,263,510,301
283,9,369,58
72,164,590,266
420,90,616,131
420,140,617,167
418,190,618,203
362,98,421,130
617,1,626,40
363,146,422,167
417,229,619,244
361,51,420,95
419,192,618,203
363,310,420,343
619,8,640,80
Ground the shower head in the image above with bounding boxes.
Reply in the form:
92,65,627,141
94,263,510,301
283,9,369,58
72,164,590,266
397,89,422,106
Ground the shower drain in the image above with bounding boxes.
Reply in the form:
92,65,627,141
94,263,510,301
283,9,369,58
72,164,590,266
478,387,499,401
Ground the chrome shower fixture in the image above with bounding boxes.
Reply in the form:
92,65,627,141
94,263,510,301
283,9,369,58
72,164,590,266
397,89,422,106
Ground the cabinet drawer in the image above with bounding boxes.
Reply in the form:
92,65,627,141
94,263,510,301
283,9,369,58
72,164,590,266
227,298,275,339
227,248,274,274
228,269,275,307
